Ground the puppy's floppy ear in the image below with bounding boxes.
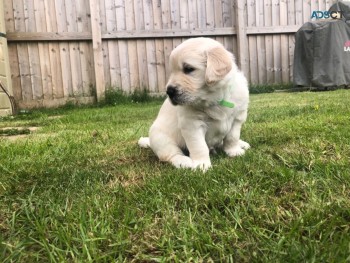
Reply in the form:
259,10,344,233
205,46,233,85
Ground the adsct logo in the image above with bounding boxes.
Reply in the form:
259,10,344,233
344,41,350,52
311,10,344,19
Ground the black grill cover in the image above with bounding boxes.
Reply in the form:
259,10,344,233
293,2,350,88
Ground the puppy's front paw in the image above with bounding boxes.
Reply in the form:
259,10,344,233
239,140,250,150
170,155,193,169
225,146,246,157
138,137,150,148
192,159,212,172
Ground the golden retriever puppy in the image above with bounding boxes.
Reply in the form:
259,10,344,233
138,37,250,171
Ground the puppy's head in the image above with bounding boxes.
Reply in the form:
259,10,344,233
166,37,234,106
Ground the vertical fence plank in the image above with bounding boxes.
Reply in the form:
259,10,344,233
105,0,120,88
222,0,234,56
34,0,52,100
66,1,83,96
45,0,64,99
134,0,148,89
170,0,181,48
153,0,166,92
236,0,249,78
90,0,106,101
294,0,303,84
288,0,296,82
247,0,258,84
116,0,130,92
4,1,21,102
321,0,327,10
25,0,43,101
294,0,303,25
27,1,43,101
272,0,281,83
17,43,31,101
325,0,333,9
256,0,267,83
287,0,296,25
197,0,206,29
55,0,73,97
303,0,311,23
85,0,96,96
27,52,41,100
214,0,224,45
205,0,214,29
188,0,198,30
264,0,274,83
288,35,295,82
4,1,15,32
98,0,111,88
13,0,32,102
143,0,157,92
314,0,322,20
180,0,189,29
0,0,12,114
125,0,139,92
8,45,21,102
102,41,111,88
179,0,189,53
280,0,289,83
161,0,172,82
77,0,93,96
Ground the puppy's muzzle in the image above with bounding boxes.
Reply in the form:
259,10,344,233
166,85,180,105
166,85,177,98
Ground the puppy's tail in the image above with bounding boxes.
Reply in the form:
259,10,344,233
138,137,150,148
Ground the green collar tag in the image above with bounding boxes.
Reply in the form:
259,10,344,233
218,99,235,108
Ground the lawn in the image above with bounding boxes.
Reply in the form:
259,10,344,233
1,90,350,262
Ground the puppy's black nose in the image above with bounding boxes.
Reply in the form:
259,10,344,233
166,85,177,98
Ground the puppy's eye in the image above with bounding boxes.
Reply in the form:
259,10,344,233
183,64,195,74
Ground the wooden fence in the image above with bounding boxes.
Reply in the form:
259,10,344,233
4,0,337,108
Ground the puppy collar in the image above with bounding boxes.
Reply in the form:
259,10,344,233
218,84,235,108
218,99,235,108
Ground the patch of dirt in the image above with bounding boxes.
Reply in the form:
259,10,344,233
0,126,40,141
47,115,63,120
0,115,62,141
106,170,146,189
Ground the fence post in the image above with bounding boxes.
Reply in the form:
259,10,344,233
0,0,14,116
235,0,249,78
89,0,105,102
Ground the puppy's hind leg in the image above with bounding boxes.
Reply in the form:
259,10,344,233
224,111,249,157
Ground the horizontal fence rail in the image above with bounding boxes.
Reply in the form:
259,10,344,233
6,25,302,42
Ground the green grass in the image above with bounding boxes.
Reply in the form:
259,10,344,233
249,83,294,94
1,90,350,262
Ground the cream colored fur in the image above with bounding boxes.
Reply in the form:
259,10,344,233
138,37,250,171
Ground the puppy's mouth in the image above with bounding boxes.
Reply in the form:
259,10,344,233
169,96,186,106
166,85,191,106
169,98,180,106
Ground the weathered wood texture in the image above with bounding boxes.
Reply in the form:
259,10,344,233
0,0,13,115
3,0,336,108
